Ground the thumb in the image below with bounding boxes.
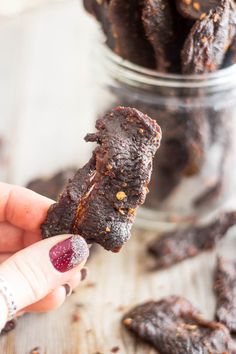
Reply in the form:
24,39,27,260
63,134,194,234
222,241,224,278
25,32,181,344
0,235,89,327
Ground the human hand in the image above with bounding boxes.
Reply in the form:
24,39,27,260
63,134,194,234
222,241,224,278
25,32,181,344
0,182,89,331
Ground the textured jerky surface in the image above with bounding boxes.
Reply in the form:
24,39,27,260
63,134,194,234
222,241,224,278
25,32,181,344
84,0,236,71
214,257,236,333
109,0,155,68
41,107,161,252
123,295,236,354
26,168,76,200
176,0,221,20
142,0,179,72
148,212,236,269
181,0,235,74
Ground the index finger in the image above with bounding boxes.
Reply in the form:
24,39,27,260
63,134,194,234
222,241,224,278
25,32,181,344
0,182,53,231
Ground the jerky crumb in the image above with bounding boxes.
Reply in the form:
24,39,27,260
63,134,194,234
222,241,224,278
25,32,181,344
71,313,80,323
86,281,96,288
111,347,120,353
116,191,127,201
0,319,16,335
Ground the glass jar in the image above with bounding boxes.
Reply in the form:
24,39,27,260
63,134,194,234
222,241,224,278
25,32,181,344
95,45,236,229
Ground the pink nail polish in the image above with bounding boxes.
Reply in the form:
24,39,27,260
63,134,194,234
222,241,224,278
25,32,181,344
49,236,89,273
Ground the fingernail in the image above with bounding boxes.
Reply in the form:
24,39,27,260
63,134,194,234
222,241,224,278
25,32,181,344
63,284,72,297
49,236,89,273
80,267,88,281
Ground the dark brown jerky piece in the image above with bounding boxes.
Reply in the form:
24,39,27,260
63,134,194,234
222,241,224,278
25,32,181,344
0,319,16,335
181,0,235,74
142,0,178,72
109,0,155,68
148,212,236,269
83,0,115,49
41,107,161,252
176,0,221,20
123,295,236,354
156,107,209,181
26,168,76,201
214,257,236,333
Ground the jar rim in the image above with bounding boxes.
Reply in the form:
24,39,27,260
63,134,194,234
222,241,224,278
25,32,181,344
102,44,236,90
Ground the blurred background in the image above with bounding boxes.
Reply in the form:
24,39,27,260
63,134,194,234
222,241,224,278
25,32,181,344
0,0,98,185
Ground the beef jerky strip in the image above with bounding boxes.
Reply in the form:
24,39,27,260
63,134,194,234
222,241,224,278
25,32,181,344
181,0,236,74
123,295,236,354
83,0,115,49
41,106,161,252
176,0,221,20
148,211,236,269
142,0,178,72
26,168,76,201
109,0,156,68
214,257,236,333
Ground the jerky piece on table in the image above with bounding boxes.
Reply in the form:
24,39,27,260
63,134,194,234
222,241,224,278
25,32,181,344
214,257,236,333
83,0,115,49
123,295,236,354
109,0,156,68
176,0,221,20
181,0,236,74
41,106,161,252
148,211,236,269
26,168,76,201
142,0,179,72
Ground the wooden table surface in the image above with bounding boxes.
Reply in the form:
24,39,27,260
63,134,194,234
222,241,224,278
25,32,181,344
0,226,235,354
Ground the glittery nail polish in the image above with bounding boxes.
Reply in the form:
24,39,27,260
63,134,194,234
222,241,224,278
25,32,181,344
49,236,89,273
